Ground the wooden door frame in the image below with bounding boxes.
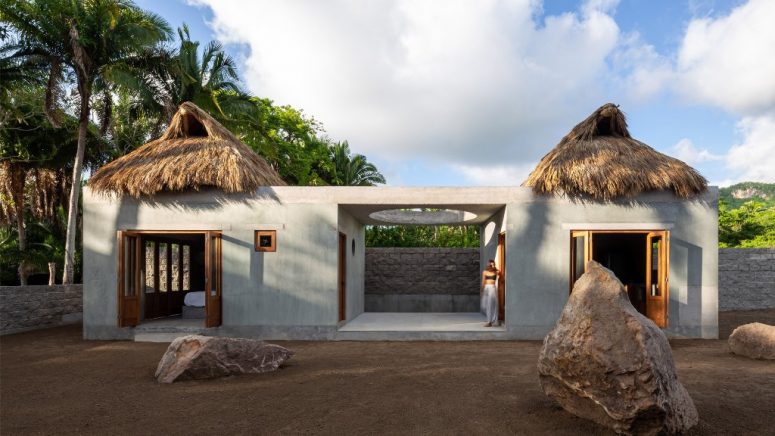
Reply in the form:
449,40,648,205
497,232,506,321
117,230,220,327
338,232,347,322
569,229,670,327
117,231,141,327
205,231,222,327
645,231,669,327
569,230,592,294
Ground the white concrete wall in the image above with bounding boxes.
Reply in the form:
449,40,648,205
502,189,719,339
83,186,718,339
481,206,507,274
338,207,365,321
83,188,340,339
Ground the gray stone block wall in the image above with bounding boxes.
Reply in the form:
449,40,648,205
0,285,83,335
719,248,775,311
365,247,480,312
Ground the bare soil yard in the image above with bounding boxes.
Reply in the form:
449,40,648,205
2,310,774,435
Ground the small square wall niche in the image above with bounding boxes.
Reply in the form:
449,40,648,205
255,230,276,252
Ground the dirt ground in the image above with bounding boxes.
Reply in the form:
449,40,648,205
2,310,774,436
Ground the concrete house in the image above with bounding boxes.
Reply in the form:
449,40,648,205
83,103,718,341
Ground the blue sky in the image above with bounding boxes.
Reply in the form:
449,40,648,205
135,0,774,187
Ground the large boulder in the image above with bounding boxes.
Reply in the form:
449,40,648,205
155,335,293,383
537,261,698,435
728,322,775,360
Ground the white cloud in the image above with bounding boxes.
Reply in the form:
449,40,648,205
671,138,723,164
453,163,537,186
726,115,775,183
610,32,673,101
190,0,775,186
670,0,775,183
676,0,775,115
192,0,622,169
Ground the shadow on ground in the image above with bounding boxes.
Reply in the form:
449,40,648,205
1,310,774,435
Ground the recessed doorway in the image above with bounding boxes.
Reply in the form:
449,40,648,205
117,230,222,328
570,230,669,327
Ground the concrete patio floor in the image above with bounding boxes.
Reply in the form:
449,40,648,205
338,312,506,332
130,312,509,342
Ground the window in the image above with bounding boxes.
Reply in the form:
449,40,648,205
255,230,276,252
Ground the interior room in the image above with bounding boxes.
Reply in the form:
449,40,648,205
139,233,206,324
591,233,648,315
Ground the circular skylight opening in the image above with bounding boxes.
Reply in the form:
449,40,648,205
368,208,478,225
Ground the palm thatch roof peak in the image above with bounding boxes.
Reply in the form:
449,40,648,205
89,102,285,197
522,103,707,200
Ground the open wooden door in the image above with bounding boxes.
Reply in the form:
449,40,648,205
117,231,141,327
646,231,669,327
205,231,222,327
497,232,506,321
569,230,592,292
338,232,346,322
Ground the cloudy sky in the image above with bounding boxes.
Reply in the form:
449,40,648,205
135,0,775,187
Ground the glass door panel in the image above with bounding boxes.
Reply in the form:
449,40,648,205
205,232,222,327
570,231,591,292
646,231,668,328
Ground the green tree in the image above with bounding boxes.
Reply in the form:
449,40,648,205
130,24,248,125
366,225,479,248
1,86,104,284
1,0,171,283
719,200,775,248
235,97,333,185
329,141,386,186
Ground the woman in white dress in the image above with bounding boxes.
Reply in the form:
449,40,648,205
480,259,499,327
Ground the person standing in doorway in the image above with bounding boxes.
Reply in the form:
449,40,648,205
481,259,499,327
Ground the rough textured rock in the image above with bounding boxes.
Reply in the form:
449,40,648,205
728,322,775,360
155,335,293,383
537,261,698,435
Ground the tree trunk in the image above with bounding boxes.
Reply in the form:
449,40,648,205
48,262,56,286
8,163,27,252
18,261,29,286
62,85,90,285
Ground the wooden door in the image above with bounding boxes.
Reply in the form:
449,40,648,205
569,230,591,293
117,231,141,327
338,232,346,322
497,232,506,321
646,231,669,327
205,231,222,327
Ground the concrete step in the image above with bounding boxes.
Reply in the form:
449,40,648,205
333,329,510,341
134,332,194,343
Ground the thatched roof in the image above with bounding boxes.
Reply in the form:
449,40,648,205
522,103,707,199
89,102,285,197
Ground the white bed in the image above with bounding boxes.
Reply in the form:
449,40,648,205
183,291,206,307
182,291,206,319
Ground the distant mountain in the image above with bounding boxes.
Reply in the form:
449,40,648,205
719,182,775,208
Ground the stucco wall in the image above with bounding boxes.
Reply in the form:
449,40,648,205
338,207,365,320
83,189,341,339
719,248,775,310
503,188,719,339
364,247,479,311
0,285,82,335
83,186,718,340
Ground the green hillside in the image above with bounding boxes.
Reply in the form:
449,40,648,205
719,182,775,208
718,182,775,248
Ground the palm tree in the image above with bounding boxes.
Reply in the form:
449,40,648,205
131,24,248,125
0,0,171,283
329,141,386,186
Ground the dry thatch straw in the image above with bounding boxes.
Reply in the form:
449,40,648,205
89,102,285,197
523,103,707,200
